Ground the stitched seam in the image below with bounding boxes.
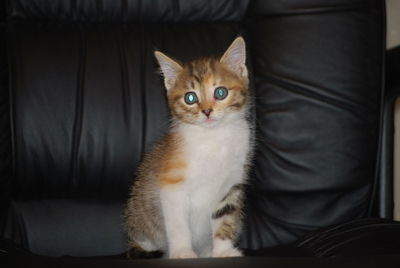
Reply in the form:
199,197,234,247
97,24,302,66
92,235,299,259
70,25,86,193
369,0,388,218
118,27,131,129
6,23,17,195
250,4,370,18
122,0,128,22
139,26,147,154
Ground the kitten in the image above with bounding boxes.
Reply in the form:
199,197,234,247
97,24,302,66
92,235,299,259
124,37,253,259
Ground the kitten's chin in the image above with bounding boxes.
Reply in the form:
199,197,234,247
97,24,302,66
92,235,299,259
197,113,243,128
176,112,245,128
183,117,220,128
200,119,219,128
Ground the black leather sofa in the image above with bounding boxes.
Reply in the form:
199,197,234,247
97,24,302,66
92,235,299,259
2,0,400,267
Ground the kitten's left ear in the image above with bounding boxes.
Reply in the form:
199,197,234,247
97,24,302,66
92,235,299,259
154,51,183,91
220,37,248,79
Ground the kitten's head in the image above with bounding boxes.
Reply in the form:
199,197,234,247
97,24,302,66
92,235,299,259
155,37,249,127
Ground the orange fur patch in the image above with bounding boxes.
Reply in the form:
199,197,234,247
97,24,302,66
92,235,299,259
156,133,187,187
159,176,184,186
159,160,187,173
230,86,242,91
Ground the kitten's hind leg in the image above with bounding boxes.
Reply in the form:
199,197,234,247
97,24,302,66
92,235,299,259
127,240,164,259
211,184,245,258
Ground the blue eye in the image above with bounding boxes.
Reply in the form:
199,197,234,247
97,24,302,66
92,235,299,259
214,87,228,100
184,92,198,105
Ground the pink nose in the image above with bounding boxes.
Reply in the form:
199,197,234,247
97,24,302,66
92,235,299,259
202,109,213,117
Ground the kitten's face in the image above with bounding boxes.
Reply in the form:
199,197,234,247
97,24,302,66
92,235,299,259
155,37,249,127
167,58,248,126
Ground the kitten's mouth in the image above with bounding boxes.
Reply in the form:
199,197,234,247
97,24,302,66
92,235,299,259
200,117,218,126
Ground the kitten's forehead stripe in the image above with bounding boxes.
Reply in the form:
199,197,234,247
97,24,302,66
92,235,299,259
208,59,214,71
193,74,201,83
191,61,202,83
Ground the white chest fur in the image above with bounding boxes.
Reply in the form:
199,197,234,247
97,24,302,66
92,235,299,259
176,117,251,256
181,118,250,196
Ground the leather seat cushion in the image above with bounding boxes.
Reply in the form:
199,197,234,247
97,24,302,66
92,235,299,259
2,200,126,256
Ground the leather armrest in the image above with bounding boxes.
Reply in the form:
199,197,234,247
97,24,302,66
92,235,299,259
379,45,400,218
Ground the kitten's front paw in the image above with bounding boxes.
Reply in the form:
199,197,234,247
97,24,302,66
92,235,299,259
212,247,242,258
169,249,198,259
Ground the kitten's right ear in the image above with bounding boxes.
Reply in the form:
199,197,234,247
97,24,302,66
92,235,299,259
220,37,247,79
154,51,182,91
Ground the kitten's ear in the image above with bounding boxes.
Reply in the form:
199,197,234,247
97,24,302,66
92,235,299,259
220,37,248,79
154,51,182,91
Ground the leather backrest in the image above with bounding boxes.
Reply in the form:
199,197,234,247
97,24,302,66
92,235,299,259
5,3,246,200
239,0,384,249
6,0,249,22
